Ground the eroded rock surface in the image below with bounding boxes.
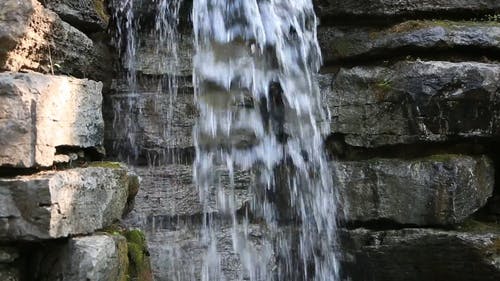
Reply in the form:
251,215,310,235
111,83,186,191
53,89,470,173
324,61,500,147
334,155,494,225
0,72,103,168
0,0,111,80
42,0,109,33
0,165,136,240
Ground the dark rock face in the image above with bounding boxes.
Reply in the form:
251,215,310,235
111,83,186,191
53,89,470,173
33,234,128,281
325,61,500,147
314,0,500,18
319,21,500,62
42,0,109,33
335,155,494,225
341,228,500,281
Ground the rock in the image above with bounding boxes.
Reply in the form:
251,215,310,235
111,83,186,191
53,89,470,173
36,234,128,281
0,72,104,168
42,0,109,33
128,32,193,76
319,21,500,62
324,61,500,147
0,165,135,240
146,223,273,281
104,77,196,162
341,227,500,281
0,0,112,81
124,165,252,227
0,265,19,281
0,247,18,263
333,155,494,225
314,0,500,18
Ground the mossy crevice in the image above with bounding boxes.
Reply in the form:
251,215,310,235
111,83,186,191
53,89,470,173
124,229,153,281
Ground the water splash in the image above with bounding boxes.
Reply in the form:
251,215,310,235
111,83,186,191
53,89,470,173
192,1,340,280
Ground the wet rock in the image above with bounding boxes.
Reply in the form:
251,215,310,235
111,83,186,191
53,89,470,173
0,72,103,168
314,0,500,18
36,234,128,281
319,21,500,62
0,0,112,80
104,77,196,162
334,155,494,225
42,0,109,33
128,32,193,76
124,165,252,226
324,61,500,148
146,223,273,281
341,228,500,281
0,165,135,240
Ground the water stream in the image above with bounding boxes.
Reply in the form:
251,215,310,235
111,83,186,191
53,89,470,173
113,0,341,280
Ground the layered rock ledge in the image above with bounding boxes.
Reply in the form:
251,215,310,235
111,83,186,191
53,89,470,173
319,20,500,63
0,72,103,168
342,227,500,281
324,61,500,148
334,155,494,225
314,0,500,19
0,164,136,240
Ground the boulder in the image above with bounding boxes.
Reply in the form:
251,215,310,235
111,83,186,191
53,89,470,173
0,0,112,81
104,77,196,162
319,21,500,62
36,234,128,281
42,0,109,33
333,155,494,225
124,165,252,226
341,227,500,281
0,72,103,168
314,0,500,18
0,164,136,240
324,61,500,147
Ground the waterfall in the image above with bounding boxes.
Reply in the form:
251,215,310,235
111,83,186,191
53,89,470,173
112,0,341,280
192,1,340,280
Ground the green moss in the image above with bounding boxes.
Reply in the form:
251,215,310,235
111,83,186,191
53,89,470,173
124,230,153,281
424,154,461,162
128,175,140,199
455,219,500,234
333,39,358,57
89,161,123,169
93,0,110,23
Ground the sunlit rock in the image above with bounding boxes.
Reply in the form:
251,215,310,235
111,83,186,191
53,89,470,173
0,72,103,168
334,155,494,225
341,227,500,281
319,21,500,62
0,165,136,240
324,61,500,147
0,0,112,80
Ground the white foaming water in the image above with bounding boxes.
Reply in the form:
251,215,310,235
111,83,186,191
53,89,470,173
193,1,340,280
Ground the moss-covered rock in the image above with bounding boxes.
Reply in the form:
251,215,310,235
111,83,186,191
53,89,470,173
124,229,153,281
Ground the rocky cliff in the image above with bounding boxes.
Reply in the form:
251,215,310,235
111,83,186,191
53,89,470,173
0,0,149,280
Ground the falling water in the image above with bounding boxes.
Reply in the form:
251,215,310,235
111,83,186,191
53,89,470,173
192,1,340,281
111,0,185,163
